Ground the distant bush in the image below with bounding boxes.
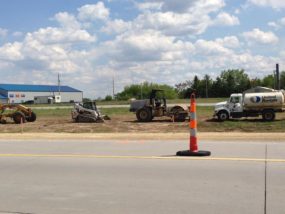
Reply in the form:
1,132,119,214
105,95,113,101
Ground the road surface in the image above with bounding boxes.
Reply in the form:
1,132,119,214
0,139,284,214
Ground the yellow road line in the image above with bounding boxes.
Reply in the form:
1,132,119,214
0,154,285,163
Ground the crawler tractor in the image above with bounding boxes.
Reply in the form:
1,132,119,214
0,103,37,124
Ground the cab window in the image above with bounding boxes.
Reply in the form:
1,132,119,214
230,96,240,104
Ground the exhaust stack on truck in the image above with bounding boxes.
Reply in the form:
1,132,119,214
213,86,285,121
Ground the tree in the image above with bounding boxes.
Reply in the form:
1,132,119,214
261,75,275,88
211,77,225,97
104,95,113,101
116,82,178,100
280,71,285,89
175,80,191,98
219,69,250,96
199,75,213,98
250,78,262,88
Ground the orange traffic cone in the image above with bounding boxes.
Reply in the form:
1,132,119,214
176,92,211,156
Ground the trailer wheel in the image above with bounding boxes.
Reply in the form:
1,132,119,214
217,110,229,121
262,110,275,121
136,108,152,122
26,112,37,122
13,112,26,124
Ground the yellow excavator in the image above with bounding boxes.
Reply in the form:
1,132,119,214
0,103,36,124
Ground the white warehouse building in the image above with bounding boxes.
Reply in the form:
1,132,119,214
0,84,83,104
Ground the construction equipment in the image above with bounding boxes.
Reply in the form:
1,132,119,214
71,101,110,123
130,89,188,122
214,86,285,121
0,103,37,124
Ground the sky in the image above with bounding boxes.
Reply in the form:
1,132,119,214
0,0,285,98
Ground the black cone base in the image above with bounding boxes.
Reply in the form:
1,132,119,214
176,150,211,156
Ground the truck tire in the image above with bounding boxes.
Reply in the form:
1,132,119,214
26,112,37,122
217,110,229,121
13,112,26,124
262,109,275,121
136,108,152,122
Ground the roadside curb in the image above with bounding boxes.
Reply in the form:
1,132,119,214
1,132,285,141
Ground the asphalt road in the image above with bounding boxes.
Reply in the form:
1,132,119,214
0,139,284,214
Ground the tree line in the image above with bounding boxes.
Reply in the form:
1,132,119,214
109,69,285,100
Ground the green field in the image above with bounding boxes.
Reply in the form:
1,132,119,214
24,98,226,107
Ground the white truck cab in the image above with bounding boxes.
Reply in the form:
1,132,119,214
214,93,244,121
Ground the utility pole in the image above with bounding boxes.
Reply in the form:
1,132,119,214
205,76,208,98
273,70,276,90
276,63,280,90
58,73,61,95
140,83,143,99
112,76,115,99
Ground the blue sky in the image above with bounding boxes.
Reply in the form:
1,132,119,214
0,0,285,98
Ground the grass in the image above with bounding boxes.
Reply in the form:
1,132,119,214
24,98,224,108
33,108,71,117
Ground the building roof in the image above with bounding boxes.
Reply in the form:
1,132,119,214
0,94,7,99
0,84,82,93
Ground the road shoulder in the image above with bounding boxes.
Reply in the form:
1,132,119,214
1,132,285,142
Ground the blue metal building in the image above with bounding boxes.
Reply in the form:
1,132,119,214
0,84,83,104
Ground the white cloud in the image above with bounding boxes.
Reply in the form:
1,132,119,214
102,30,194,62
190,0,226,14
242,28,279,44
101,19,131,34
155,0,225,14
248,0,285,9
0,42,23,60
268,17,285,30
213,12,240,26
77,2,109,21
54,12,81,29
26,27,96,45
194,39,232,55
268,21,280,30
0,28,8,38
136,2,163,11
215,36,240,48
128,0,236,37
133,12,211,36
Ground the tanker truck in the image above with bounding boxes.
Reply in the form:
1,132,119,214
213,87,285,121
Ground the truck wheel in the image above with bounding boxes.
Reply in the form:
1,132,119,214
136,108,152,122
217,111,229,121
26,112,37,122
13,112,26,124
262,110,275,121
